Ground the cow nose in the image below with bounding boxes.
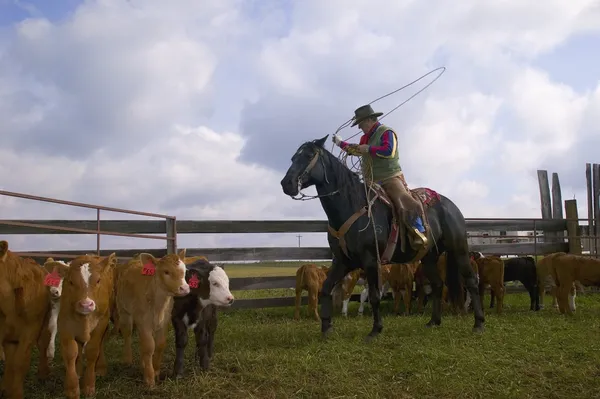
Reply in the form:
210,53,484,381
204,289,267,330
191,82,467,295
179,284,190,295
226,295,234,304
79,299,95,312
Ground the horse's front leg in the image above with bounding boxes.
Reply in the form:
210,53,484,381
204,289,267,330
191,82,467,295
319,262,349,339
363,255,383,342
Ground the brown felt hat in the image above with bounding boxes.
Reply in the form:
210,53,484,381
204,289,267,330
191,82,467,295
351,104,384,127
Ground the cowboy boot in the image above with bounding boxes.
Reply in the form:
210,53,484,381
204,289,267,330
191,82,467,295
409,216,428,250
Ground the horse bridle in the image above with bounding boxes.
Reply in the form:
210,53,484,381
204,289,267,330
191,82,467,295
291,148,340,201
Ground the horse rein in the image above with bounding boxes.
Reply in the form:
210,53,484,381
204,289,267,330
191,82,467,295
291,149,340,201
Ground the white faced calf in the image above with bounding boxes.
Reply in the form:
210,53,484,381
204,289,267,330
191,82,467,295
171,258,234,378
42,258,71,361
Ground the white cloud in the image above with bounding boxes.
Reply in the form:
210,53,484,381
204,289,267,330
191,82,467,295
1,0,600,255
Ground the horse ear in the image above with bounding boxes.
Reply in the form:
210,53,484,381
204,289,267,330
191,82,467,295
314,135,329,148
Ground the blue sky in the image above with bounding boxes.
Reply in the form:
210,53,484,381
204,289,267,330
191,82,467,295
0,0,80,25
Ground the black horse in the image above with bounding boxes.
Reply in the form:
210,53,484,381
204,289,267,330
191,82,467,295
280,135,485,341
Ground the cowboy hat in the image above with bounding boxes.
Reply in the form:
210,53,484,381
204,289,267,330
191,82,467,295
351,104,384,127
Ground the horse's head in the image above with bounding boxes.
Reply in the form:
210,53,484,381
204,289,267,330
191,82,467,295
281,135,329,197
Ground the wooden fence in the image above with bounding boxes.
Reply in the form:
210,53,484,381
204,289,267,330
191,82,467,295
0,190,595,310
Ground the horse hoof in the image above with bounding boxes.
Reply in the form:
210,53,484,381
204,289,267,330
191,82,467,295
425,320,440,328
321,328,333,340
364,330,381,343
472,325,485,334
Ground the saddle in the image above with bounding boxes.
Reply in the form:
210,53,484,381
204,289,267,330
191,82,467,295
369,184,441,264
328,184,441,265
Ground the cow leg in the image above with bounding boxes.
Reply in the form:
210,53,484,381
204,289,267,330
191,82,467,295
357,287,369,316
363,258,383,342
521,280,538,311
293,286,303,320
82,317,109,397
36,315,52,381
491,283,504,314
489,289,495,308
118,312,134,365
319,262,349,338
60,335,81,399
171,317,188,378
402,286,412,316
1,341,17,397
309,289,320,321
555,282,573,315
568,284,577,312
9,324,41,399
138,328,157,388
95,322,111,377
152,325,168,382
194,324,210,370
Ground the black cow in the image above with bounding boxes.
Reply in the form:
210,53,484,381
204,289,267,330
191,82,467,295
490,256,539,311
171,258,234,378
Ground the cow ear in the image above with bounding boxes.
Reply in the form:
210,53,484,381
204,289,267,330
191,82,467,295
177,248,187,261
139,253,158,266
0,240,8,262
100,253,117,271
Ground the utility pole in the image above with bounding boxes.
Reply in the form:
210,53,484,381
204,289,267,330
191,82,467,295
296,234,302,247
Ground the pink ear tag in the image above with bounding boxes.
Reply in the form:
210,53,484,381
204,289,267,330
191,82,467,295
189,273,199,288
142,262,156,276
44,267,61,287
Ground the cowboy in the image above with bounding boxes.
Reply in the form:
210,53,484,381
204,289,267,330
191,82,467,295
332,104,427,250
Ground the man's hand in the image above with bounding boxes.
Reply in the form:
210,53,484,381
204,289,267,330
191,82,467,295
332,134,343,146
357,144,370,155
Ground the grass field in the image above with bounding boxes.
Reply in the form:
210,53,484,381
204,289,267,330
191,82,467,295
13,291,600,399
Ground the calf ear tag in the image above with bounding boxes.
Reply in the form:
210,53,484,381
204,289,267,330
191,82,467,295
142,262,156,276
189,273,199,288
44,267,61,287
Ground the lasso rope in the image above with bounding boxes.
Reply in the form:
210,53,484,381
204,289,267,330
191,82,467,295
293,66,446,267
334,67,447,267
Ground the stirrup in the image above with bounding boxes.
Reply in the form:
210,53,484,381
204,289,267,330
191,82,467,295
412,228,428,247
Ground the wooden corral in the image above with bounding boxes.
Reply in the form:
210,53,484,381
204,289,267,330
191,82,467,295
1,176,599,310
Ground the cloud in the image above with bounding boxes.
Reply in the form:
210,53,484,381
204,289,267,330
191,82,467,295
1,0,600,255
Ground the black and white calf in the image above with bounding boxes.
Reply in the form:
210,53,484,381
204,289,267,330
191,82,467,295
171,258,234,378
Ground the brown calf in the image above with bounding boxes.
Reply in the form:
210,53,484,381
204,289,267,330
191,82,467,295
549,253,600,315
0,241,52,399
44,254,116,399
294,264,329,321
383,262,419,315
474,256,505,314
116,252,190,388
536,252,578,311
336,269,365,316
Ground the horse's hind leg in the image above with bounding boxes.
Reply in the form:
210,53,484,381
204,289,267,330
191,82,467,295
318,259,349,338
421,256,443,328
363,255,383,342
454,253,485,333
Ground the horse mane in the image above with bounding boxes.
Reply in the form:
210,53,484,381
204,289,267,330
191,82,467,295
307,141,367,210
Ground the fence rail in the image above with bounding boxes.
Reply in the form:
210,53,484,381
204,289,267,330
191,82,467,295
1,190,599,310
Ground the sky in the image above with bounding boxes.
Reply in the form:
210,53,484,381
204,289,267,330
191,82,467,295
0,0,599,254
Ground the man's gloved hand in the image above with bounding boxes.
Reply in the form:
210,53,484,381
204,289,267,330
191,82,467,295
332,134,343,146
357,144,370,155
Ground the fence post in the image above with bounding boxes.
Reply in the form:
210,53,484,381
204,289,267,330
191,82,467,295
166,217,177,255
564,199,581,255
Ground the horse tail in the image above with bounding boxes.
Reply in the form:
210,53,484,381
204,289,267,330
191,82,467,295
444,251,463,308
436,199,464,308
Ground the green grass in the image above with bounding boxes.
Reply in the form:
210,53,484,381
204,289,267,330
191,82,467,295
14,292,600,399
